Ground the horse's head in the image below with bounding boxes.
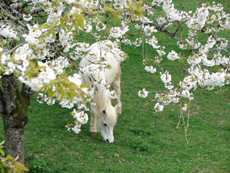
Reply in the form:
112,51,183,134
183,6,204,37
97,105,118,143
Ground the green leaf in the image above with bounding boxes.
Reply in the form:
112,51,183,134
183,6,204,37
40,22,48,29
10,51,16,59
66,82,77,90
55,86,63,91
34,66,46,72
0,140,4,146
104,6,115,14
6,155,13,160
53,19,59,25
68,24,74,32
46,29,52,36
78,89,85,102
38,84,48,92
28,72,34,80
59,90,65,103
0,149,5,156
68,90,79,97
61,69,67,77
49,78,62,85
80,83,90,89
60,19,64,29
8,168,12,173
47,88,55,97
114,14,118,25
15,162,29,171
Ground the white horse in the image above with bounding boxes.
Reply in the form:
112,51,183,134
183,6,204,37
79,43,122,143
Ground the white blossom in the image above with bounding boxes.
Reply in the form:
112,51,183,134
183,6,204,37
167,50,180,61
112,48,126,62
68,73,82,87
160,71,172,83
187,54,202,65
23,14,32,22
138,89,149,98
182,90,190,98
165,82,174,90
143,25,157,36
154,103,164,112
0,25,19,40
72,109,88,124
109,27,122,38
144,66,156,73
72,123,81,134
182,104,187,111
132,38,142,47
156,49,166,56
146,36,160,49
105,90,117,99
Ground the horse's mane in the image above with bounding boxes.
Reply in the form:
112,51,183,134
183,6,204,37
93,82,117,126
94,87,109,113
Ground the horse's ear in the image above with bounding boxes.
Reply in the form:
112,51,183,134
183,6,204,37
103,110,106,114
114,104,121,115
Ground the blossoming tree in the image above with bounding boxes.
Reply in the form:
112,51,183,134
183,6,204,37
0,0,229,166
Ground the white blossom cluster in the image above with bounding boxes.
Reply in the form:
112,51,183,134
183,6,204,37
144,66,156,74
18,62,56,91
69,109,88,134
0,44,31,75
167,50,180,61
0,25,19,41
138,89,149,98
135,0,230,114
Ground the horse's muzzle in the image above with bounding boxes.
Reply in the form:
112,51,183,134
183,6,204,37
105,139,113,143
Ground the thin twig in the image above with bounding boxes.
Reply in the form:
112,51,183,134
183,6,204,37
0,6,27,29
197,0,203,9
210,48,228,52
6,42,26,55
172,21,187,38
21,0,32,9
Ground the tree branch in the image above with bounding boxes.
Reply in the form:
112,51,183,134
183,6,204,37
0,6,27,29
154,24,181,42
172,20,188,38
209,48,229,52
21,0,32,9
197,0,203,8
5,42,26,55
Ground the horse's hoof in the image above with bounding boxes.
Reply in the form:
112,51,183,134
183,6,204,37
90,132,97,136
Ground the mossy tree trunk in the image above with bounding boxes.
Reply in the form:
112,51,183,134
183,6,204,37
0,74,34,165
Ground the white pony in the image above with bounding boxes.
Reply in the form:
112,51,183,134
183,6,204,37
79,43,122,143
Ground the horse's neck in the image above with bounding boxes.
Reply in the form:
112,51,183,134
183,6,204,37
94,87,111,113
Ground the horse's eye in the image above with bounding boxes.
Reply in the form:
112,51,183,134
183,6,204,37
103,123,107,127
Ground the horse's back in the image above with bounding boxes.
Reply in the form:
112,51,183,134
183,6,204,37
79,43,120,86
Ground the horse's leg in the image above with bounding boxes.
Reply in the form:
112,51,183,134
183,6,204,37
90,112,97,136
113,64,122,115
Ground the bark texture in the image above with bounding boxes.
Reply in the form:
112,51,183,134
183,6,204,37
0,74,34,164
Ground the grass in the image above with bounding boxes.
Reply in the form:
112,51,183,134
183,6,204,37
18,58,230,172
1,0,230,172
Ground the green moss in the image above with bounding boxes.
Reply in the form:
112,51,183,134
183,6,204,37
11,90,33,127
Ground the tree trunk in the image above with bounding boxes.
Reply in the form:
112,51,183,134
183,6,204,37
0,74,34,166
4,117,25,164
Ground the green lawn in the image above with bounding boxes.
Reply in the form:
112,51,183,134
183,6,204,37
0,0,230,172
18,47,230,172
